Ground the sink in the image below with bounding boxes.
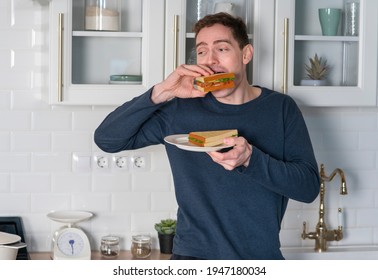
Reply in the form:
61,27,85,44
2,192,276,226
281,246,378,260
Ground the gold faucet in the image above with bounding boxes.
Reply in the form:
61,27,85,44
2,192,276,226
301,163,348,252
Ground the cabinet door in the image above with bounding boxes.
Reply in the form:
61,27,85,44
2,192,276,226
274,0,378,106
49,0,164,105
165,0,275,88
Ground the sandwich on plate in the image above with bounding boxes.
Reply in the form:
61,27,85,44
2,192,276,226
194,73,235,93
188,129,238,147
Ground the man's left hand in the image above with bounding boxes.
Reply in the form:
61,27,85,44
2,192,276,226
207,137,252,170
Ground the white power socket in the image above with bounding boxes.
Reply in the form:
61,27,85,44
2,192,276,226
93,154,110,170
130,154,150,170
112,155,129,170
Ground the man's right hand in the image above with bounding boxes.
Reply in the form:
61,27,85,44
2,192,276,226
151,64,214,104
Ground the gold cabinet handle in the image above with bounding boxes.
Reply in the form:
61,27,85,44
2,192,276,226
58,13,64,102
282,18,289,94
173,15,179,69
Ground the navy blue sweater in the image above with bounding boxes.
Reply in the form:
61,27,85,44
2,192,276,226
94,87,320,259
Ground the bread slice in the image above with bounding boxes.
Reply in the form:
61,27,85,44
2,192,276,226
188,129,238,147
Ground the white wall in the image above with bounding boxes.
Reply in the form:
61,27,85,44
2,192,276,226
0,1,377,252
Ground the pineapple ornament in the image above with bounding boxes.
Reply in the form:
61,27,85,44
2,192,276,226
300,53,329,86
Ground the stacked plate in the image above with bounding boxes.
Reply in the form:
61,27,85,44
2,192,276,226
109,75,142,84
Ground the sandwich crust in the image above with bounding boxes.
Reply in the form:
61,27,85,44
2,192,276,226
188,129,238,147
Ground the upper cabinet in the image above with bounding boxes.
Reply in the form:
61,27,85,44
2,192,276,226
164,0,275,88
273,0,378,106
48,0,164,105
47,0,378,107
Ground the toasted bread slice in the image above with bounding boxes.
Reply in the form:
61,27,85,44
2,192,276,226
188,129,238,147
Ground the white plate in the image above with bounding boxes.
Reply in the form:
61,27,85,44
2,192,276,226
47,210,93,224
164,134,233,152
108,81,142,85
0,232,21,245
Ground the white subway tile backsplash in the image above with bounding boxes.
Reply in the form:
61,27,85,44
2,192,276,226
52,173,91,193
151,192,178,212
359,132,378,150
0,1,378,254
0,30,33,49
12,132,51,152
132,172,171,192
0,132,11,152
0,152,30,172
73,111,111,131
0,70,32,90
72,193,112,212
0,91,11,110
52,132,92,152
11,173,51,193
0,173,10,192
356,208,378,227
30,194,71,213
0,50,12,69
112,192,151,213
0,194,30,212
12,91,50,110
32,111,72,131
0,111,31,130
31,152,71,172
92,173,132,192
340,112,378,131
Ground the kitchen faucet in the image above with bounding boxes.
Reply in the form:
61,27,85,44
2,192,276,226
301,163,348,252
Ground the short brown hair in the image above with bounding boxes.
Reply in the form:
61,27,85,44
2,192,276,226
193,12,249,49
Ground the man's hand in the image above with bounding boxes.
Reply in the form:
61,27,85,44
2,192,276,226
207,137,253,170
151,64,213,104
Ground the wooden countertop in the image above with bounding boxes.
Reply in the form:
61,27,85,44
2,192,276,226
30,250,171,260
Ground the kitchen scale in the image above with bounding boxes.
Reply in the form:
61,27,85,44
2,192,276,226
47,210,93,260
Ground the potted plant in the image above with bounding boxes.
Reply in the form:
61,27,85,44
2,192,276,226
300,53,329,86
154,219,176,254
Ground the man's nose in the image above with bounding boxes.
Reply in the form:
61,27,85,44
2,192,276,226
206,51,218,65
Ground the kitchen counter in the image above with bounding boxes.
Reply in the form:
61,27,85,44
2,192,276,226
30,250,171,260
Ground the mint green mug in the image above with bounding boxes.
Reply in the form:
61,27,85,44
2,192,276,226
319,8,341,36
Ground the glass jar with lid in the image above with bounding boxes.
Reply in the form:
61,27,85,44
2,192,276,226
131,235,151,258
100,235,120,258
85,0,120,31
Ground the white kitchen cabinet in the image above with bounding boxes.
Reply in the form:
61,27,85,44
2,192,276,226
48,0,164,105
164,0,275,88
273,0,378,106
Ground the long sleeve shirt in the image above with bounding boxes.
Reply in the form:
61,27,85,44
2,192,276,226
94,86,320,259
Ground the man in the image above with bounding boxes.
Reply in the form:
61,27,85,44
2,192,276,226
95,13,320,259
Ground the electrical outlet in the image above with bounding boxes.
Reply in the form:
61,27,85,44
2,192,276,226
130,154,150,171
112,155,129,170
93,154,110,170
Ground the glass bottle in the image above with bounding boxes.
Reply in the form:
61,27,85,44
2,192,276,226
85,0,120,31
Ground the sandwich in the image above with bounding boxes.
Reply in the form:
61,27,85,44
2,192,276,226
188,129,238,147
194,73,235,93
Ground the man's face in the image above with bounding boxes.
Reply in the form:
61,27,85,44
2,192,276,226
195,23,244,76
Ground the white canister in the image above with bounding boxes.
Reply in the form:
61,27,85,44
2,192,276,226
85,0,120,31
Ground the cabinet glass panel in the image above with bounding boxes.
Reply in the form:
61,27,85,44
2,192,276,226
294,0,359,87
185,0,254,84
71,0,143,85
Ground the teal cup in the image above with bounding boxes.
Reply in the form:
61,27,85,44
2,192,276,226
318,8,341,36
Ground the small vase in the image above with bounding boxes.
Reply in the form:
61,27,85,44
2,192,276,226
300,79,328,86
158,233,174,254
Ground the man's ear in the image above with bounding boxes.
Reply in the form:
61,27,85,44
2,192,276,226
242,44,253,64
